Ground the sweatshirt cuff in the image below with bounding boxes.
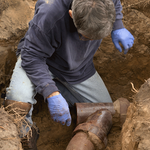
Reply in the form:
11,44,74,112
42,84,59,101
113,19,124,31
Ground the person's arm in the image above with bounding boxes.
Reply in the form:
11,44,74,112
111,0,134,54
21,22,58,100
21,21,71,126
20,1,71,126
112,0,124,30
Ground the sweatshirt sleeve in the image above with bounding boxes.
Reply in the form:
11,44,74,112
112,0,124,30
21,22,59,100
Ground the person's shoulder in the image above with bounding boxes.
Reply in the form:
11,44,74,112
32,0,72,33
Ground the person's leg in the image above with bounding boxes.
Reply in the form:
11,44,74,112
71,71,112,103
5,56,41,149
6,56,36,104
54,71,112,107
54,78,89,106
6,56,37,126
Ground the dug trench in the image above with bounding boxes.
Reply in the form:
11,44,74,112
1,0,150,150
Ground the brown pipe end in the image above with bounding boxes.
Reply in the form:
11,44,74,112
73,109,112,149
113,97,130,126
66,132,95,150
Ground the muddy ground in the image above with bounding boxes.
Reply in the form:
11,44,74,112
0,0,150,150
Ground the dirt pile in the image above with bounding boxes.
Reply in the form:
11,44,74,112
0,0,34,42
0,108,22,150
0,0,35,104
121,78,150,150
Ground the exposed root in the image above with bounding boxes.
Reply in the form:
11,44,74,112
1,105,33,141
0,137,18,140
130,82,138,93
24,0,35,10
0,126,6,130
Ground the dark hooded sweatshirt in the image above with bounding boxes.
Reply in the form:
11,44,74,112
17,0,124,99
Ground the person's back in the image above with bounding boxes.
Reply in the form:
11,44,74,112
18,0,112,85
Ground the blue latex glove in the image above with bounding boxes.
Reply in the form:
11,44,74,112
111,28,134,54
47,94,71,126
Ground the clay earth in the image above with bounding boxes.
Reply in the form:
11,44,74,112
0,0,150,150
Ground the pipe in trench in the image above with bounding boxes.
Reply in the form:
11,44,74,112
66,98,130,150
66,132,95,150
75,102,115,125
75,97,130,125
66,109,112,150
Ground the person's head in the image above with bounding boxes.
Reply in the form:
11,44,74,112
69,0,116,40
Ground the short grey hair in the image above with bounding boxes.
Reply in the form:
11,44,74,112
71,0,116,40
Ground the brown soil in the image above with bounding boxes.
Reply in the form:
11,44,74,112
0,108,22,150
121,79,150,150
